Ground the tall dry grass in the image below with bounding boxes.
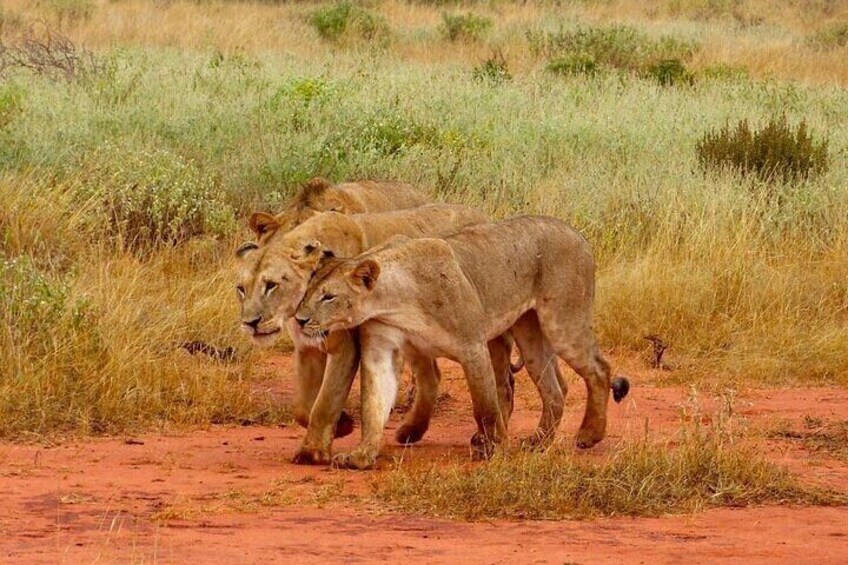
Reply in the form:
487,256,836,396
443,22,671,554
0,1,846,436
2,0,847,85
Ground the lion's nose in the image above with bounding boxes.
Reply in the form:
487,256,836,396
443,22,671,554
244,317,261,330
296,316,310,328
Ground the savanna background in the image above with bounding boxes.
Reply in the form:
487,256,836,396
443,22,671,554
1,1,848,560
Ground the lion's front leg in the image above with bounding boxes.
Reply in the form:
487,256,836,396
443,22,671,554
333,332,399,470
293,331,359,465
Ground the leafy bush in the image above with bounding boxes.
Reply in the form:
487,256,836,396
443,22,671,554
472,52,511,84
696,116,829,182
308,1,389,43
546,54,597,77
644,58,695,86
0,85,23,129
701,63,750,81
808,23,848,50
440,12,493,42
528,25,697,74
81,145,237,250
1,256,91,350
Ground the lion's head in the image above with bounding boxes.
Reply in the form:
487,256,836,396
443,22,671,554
294,258,381,339
234,213,333,346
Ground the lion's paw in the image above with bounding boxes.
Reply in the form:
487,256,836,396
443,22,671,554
332,449,377,470
292,445,332,466
575,427,604,449
469,432,496,461
395,423,428,445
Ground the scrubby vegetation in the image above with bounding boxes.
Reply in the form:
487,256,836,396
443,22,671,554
378,402,846,519
0,0,847,436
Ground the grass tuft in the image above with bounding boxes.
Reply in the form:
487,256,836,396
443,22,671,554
377,415,845,520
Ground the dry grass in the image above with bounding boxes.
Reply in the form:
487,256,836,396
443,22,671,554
377,409,846,520
0,1,846,437
2,1,847,85
767,416,848,462
0,174,290,437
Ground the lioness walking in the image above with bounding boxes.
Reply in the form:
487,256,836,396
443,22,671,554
236,203,515,465
296,216,630,467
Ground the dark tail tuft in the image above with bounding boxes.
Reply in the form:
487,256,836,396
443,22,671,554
611,376,630,403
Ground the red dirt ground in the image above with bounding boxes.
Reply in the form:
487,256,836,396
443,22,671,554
2,355,848,564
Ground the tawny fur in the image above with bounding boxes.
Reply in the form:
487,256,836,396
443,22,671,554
297,216,626,467
237,202,516,466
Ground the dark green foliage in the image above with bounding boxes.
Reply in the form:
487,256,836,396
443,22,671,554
546,54,597,77
528,24,697,74
440,12,493,42
808,23,848,50
701,63,750,81
644,58,695,86
308,1,389,42
472,52,511,84
696,116,829,182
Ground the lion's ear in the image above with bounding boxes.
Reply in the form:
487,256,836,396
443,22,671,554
235,242,258,258
248,212,281,238
351,260,380,290
302,239,322,256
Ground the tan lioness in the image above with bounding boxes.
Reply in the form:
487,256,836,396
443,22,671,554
296,216,630,467
244,176,433,440
269,177,431,236
236,204,515,465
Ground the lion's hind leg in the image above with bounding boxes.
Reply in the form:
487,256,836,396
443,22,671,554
511,311,565,449
396,355,440,445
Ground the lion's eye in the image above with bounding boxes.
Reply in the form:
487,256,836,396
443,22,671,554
264,281,278,295
320,293,336,303
236,285,245,298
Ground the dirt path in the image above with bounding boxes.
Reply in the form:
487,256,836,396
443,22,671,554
2,355,848,564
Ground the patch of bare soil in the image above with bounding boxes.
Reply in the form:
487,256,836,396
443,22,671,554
2,355,848,564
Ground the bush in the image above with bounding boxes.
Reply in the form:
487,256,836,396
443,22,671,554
440,12,493,42
808,23,848,50
80,145,237,251
696,116,829,182
308,1,389,43
701,63,750,81
546,54,597,77
528,25,697,74
472,52,511,84
644,58,695,86
0,85,24,129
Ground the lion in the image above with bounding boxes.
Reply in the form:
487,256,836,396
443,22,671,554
262,177,431,237
236,204,517,465
242,176,433,440
296,216,631,468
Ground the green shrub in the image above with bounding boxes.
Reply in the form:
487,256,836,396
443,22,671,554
696,116,829,182
472,52,511,84
808,23,848,50
528,25,697,73
701,63,750,81
80,145,237,250
0,256,94,364
440,12,493,42
644,58,695,86
0,85,24,130
546,54,598,77
308,1,389,43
